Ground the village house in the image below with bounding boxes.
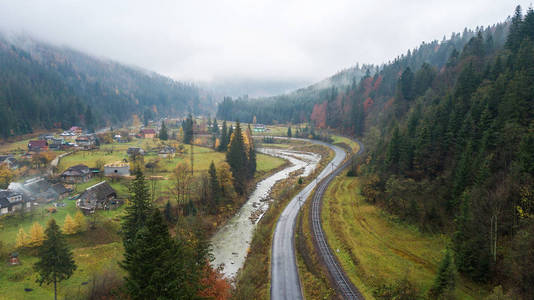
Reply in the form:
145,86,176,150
159,145,176,158
0,190,26,215
76,181,117,213
0,155,17,169
253,124,266,132
9,177,67,204
51,183,70,199
75,135,96,149
140,128,156,139
104,162,130,177
28,140,48,152
69,126,83,135
61,164,92,183
48,138,65,151
127,147,145,156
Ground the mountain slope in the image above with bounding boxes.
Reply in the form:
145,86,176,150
221,7,534,298
0,35,213,138
216,64,374,124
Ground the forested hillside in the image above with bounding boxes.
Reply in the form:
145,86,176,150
216,64,375,123
356,7,533,296
221,6,533,297
0,35,213,139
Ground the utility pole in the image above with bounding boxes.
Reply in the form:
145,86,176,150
190,115,194,176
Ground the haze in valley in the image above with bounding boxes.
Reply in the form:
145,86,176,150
0,0,529,96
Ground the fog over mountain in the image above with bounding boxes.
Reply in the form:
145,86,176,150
0,0,529,97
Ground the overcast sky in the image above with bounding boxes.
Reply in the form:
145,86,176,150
0,0,529,85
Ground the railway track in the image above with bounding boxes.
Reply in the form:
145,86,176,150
309,140,364,300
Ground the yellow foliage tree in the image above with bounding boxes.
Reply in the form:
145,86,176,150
63,214,77,235
74,210,86,232
132,114,141,127
16,228,29,248
217,162,237,200
28,222,45,247
0,165,14,189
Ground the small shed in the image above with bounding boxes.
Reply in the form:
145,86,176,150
104,162,130,177
10,252,20,265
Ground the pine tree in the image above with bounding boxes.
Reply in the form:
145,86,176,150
34,219,77,300
28,222,45,248
62,214,77,235
399,67,415,101
429,250,456,298
122,209,188,299
74,211,85,233
159,121,168,140
287,126,292,137
164,200,174,223
248,140,256,177
212,118,220,134
385,127,401,173
16,228,28,248
218,121,228,152
183,114,194,144
122,169,152,251
506,5,523,51
208,161,221,214
226,121,247,194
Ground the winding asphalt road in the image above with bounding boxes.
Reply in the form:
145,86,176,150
270,139,346,300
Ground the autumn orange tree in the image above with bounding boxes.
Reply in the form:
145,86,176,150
198,264,231,300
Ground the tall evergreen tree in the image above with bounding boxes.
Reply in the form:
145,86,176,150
183,113,194,144
122,170,152,250
226,121,247,194
506,5,523,51
121,209,202,299
429,250,456,298
212,118,219,134
159,121,168,140
218,121,228,152
34,219,77,300
208,161,221,214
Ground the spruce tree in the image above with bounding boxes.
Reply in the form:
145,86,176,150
218,121,228,152
159,121,168,140
226,121,247,194
183,114,194,144
287,126,292,137
122,209,195,299
429,250,456,298
34,219,77,300
164,200,174,223
208,161,221,214
506,5,523,51
122,169,152,251
212,118,219,134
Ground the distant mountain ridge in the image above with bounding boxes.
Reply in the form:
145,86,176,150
0,34,213,139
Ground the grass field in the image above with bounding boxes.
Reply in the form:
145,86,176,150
331,135,360,153
0,198,125,300
0,137,287,299
321,176,488,299
58,141,284,175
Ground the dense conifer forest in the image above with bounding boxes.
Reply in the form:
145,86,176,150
0,35,212,138
220,7,534,296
